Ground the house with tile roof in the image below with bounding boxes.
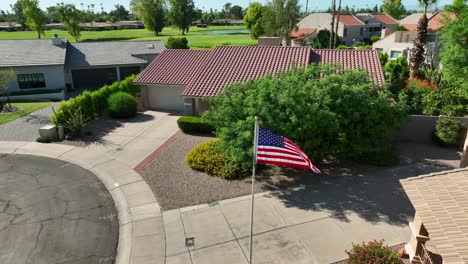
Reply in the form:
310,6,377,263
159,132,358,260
0,22,23,31
295,13,399,46
290,28,318,46
399,13,434,31
134,46,384,115
400,168,468,264
0,36,165,100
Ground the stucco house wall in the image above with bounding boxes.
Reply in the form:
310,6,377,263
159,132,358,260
7,65,66,92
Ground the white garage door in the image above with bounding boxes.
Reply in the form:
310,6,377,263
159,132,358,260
147,85,185,112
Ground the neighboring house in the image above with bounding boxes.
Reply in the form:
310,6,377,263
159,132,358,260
0,22,23,31
297,13,365,46
291,28,317,46
45,23,67,30
296,13,398,46
0,36,165,100
114,21,145,29
0,38,67,100
134,46,384,114
373,12,454,65
258,37,282,46
79,22,116,31
400,168,468,264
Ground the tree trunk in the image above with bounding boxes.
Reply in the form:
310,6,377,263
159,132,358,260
334,0,342,48
409,13,428,78
329,0,336,49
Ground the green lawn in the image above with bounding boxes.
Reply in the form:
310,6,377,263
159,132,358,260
0,102,52,125
0,25,257,49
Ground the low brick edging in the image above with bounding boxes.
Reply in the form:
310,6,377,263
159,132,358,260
0,141,165,264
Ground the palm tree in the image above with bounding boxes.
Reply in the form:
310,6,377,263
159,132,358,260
91,4,95,13
80,3,84,11
409,0,437,78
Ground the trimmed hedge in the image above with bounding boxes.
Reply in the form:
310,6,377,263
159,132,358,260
177,116,215,134
9,88,64,96
52,75,139,125
186,139,247,179
108,92,137,118
433,117,463,147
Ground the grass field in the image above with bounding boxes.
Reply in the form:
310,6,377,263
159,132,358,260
0,25,257,49
0,102,52,125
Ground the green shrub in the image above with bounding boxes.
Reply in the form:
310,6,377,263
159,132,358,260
204,64,407,170
370,35,380,43
433,117,463,146
422,85,468,117
398,78,437,114
166,37,189,49
384,57,410,95
177,116,215,134
378,52,388,67
63,109,88,137
107,92,137,118
186,140,247,179
52,75,139,125
336,45,349,50
345,240,403,264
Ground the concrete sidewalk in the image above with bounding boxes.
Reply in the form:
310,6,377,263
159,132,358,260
85,111,181,168
164,191,410,264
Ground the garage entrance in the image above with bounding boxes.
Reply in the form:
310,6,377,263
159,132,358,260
147,85,185,112
71,68,117,90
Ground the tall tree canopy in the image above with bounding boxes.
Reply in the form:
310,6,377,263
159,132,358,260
21,0,46,39
382,0,406,19
57,4,82,41
438,0,468,92
263,0,299,45
168,0,195,35
244,2,265,39
10,1,26,26
110,4,130,21
131,0,166,36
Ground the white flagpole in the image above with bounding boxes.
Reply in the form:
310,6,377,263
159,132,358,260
249,116,259,264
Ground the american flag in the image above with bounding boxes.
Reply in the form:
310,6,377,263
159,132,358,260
255,127,320,173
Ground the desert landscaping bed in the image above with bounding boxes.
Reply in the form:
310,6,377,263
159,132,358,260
138,133,461,211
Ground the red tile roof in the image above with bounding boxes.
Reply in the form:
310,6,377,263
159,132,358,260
372,14,399,25
134,49,211,85
311,49,385,84
182,46,312,97
428,12,456,31
291,28,317,39
338,15,365,26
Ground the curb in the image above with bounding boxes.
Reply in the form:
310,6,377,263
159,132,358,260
0,141,165,264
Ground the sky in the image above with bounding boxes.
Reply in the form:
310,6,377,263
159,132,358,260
0,0,452,13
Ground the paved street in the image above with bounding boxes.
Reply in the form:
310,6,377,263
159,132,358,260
0,103,59,142
0,154,118,264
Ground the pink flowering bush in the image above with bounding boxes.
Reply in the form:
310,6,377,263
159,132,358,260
346,240,404,264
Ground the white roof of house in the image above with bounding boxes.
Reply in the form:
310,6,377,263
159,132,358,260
0,38,67,67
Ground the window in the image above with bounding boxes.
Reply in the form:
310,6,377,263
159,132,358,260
17,73,46,89
360,28,364,36
390,50,402,59
343,28,348,37
375,48,383,53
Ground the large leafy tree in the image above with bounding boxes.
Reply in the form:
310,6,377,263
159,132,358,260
204,65,406,169
244,2,265,39
57,4,82,42
21,0,46,39
10,1,26,26
438,0,468,92
131,0,166,36
110,4,130,21
168,0,195,35
409,0,437,78
263,0,300,45
382,0,406,19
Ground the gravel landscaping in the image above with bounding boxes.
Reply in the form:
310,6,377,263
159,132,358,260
139,133,461,211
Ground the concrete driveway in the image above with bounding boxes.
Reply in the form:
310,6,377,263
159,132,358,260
0,154,118,264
